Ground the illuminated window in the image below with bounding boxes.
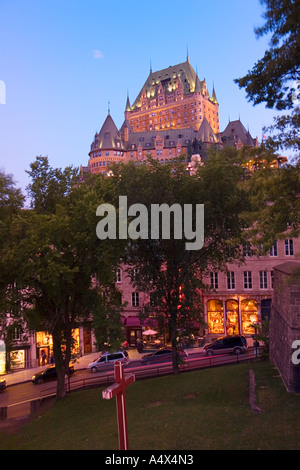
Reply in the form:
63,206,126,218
241,299,258,334
207,300,224,334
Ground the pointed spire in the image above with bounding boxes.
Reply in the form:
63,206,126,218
150,58,152,74
211,82,218,103
125,90,131,112
186,45,189,61
108,100,110,115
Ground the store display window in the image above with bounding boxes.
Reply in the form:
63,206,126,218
241,299,258,334
207,300,224,334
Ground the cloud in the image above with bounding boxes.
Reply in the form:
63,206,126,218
93,50,104,59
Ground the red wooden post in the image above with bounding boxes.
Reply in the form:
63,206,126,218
102,361,135,450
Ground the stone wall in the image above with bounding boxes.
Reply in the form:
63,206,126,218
270,262,300,393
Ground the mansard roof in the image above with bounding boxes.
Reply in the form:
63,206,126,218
220,119,257,148
131,58,206,109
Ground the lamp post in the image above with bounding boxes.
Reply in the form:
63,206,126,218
253,321,259,357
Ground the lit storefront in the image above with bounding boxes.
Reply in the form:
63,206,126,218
207,298,259,336
241,299,258,334
36,329,80,365
207,300,224,335
0,340,5,374
10,349,26,370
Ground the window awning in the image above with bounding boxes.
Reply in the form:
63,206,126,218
126,316,141,327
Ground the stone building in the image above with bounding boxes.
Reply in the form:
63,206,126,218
270,262,300,393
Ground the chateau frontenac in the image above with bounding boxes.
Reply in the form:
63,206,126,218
81,58,259,180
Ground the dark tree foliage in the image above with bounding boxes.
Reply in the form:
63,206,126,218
235,0,300,153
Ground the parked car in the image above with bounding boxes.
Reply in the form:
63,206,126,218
31,364,75,384
204,335,248,356
0,378,6,392
88,350,130,373
141,348,188,363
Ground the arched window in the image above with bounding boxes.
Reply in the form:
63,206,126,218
207,300,224,334
241,299,258,334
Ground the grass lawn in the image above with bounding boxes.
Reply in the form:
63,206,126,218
0,361,299,450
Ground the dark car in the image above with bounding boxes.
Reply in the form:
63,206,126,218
204,335,247,356
0,378,6,392
31,365,75,384
141,348,188,363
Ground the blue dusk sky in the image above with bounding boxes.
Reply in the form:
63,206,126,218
0,0,281,196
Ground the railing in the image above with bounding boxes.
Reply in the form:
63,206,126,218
1,348,262,420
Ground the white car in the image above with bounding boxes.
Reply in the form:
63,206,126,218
88,350,129,372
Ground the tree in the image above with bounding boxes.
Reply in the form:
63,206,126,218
235,0,300,154
242,152,300,251
10,163,124,398
0,171,25,370
108,154,249,374
26,155,78,213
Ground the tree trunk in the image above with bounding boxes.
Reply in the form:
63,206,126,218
52,334,67,399
170,315,179,375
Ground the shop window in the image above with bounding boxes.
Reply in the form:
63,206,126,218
241,299,258,334
226,300,239,335
207,299,224,334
